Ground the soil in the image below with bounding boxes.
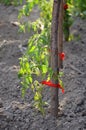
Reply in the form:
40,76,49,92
0,3,86,130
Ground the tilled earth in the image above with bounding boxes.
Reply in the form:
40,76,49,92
0,4,86,130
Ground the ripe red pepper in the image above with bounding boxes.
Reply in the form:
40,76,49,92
40,80,64,93
64,4,68,10
59,52,65,60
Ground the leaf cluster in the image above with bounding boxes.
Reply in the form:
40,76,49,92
68,0,86,18
18,0,53,114
0,0,22,6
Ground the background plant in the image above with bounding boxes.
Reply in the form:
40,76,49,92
67,0,86,18
0,0,22,5
64,0,86,41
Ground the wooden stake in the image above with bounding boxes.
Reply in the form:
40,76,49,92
50,0,62,117
58,0,64,68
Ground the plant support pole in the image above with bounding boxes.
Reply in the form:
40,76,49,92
58,0,64,68
50,0,62,116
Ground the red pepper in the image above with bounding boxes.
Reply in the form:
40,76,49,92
59,52,65,60
64,4,68,10
40,80,64,93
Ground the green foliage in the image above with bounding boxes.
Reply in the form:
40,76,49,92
74,0,86,13
18,0,53,114
77,1,86,18
0,0,22,6
63,9,73,41
68,0,86,18
63,0,86,41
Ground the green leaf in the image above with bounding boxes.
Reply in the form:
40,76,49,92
29,76,33,83
58,79,64,89
34,92,41,101
29,46,36,53
35,68,40,76
41,65,47,74
19,24,25,33
58,71,64,77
